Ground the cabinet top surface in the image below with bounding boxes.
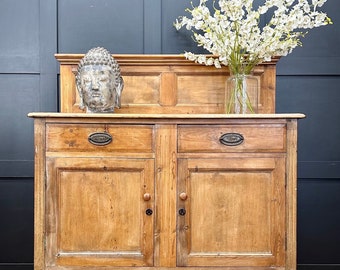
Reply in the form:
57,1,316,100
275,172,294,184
28,112,305,120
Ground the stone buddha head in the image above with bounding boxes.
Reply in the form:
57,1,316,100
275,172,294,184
76,47,124,113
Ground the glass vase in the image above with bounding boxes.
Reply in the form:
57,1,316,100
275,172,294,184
225,74,259,114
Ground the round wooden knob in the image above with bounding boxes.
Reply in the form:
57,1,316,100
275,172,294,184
179,192,188,201
143,193,151,201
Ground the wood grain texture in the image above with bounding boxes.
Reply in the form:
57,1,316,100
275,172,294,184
177,157,285,267
31,53,302,269
29,114,301,270
55,55,279,114
286,120,298,270
45,157,154,267
34,119,46,270
46,124,154,153
178,124,286,153
154,124,177,267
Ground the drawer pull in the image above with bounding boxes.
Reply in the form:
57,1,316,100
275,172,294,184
88,132,112,146
219,133,244,146
143,193,151,201
179,192,188,201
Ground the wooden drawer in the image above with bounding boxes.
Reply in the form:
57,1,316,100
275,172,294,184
178,124,286,153
46,124,154,153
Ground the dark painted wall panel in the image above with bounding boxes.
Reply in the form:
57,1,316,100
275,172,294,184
0,179,33,263
0,75,38,177
276,76,340,161
0,0,40,73
277,0,340,76
39,0,59,112
276,76,340,179
298,179,340,264
161,0,203,54
0,0,339,269
58,0,145,54
0,266,32,270
144,0,162,54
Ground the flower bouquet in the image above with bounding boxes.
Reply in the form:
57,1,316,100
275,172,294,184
174,0,332,113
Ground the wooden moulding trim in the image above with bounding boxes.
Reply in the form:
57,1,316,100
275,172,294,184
55,54,281,66
27,112,306,119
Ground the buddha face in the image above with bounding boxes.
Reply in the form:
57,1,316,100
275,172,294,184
78,65,117,113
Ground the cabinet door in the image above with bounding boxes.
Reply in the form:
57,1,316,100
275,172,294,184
177,157,286,267
45,157,154,267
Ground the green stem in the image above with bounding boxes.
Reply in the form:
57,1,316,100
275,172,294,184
226,74,256,114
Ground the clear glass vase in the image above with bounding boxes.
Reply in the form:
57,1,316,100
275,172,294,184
225,74,259,114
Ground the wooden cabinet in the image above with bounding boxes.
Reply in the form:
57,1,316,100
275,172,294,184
29,113,304,270
30,54,302,270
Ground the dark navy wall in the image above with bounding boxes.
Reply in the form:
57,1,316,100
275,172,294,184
0,1,339,269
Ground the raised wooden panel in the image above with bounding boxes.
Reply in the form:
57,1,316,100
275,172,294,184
176,74,225,110
178,124,286,153
177,157,286,267
55,55,279,114
123,75,161,105
46,123,154,153
46,157,154,267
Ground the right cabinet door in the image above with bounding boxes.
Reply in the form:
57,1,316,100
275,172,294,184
177,157,286,267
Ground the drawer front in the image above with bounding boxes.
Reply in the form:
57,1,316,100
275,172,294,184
178,124,286,153
46,124,154,152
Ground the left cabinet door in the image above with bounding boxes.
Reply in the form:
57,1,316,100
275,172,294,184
45,157,155,268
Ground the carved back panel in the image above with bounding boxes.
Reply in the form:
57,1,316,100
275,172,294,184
56,54,279,114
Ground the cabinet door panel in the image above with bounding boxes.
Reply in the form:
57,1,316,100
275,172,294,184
177,157,285,267
46,157,154,267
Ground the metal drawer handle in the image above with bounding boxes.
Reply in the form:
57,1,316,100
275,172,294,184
219,133,244,146
88,132,112,146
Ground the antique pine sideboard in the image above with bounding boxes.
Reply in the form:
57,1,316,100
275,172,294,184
28,55,304,270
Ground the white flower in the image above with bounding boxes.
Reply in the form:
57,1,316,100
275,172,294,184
174,0,332,72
